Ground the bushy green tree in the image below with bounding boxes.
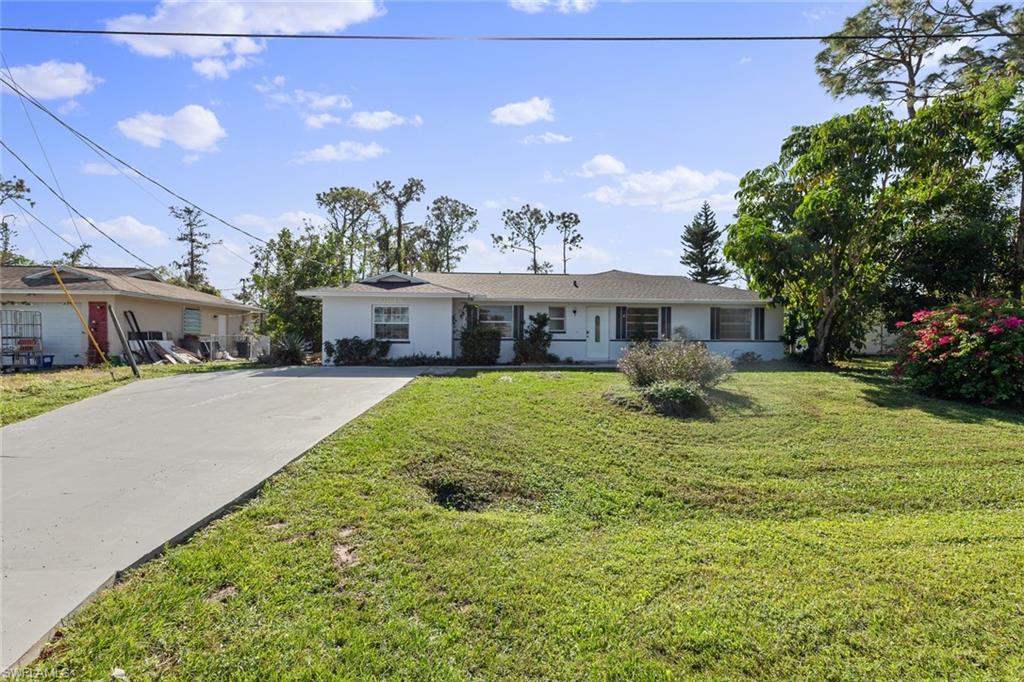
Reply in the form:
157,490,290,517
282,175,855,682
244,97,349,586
422,196,478,272
726,107,903,364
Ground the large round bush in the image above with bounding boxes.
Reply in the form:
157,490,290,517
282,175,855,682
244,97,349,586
617,341,733,388
892,298,1024,405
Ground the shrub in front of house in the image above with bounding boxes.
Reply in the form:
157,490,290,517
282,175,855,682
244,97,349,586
271,332,307,365
459,326,503,365
513,313,554,364
324,337,392,365
617,340,733,388
892,298,1024,405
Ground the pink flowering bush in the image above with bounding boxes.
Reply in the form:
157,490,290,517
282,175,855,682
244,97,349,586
892,298,1024,405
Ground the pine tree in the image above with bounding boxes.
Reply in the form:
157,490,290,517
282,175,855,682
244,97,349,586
680,201,731,284
169,205,214,290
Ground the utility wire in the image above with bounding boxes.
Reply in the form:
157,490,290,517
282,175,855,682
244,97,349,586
0,26,1019,41
214,239,255,268
1,53,87,247
13,200,103,266
1,140,158,269
0,75,267,244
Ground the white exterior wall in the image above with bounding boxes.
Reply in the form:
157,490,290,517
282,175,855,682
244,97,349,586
321,296,454,363
451,299,786,363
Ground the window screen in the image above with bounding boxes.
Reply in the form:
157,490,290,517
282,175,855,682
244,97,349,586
718,308,752,340
625,307,659,340
183,307,201,335
373,305,410,341
548,306,566,333
479,305,514,338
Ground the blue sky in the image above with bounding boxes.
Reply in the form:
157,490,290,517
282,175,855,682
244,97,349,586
1,1,868,293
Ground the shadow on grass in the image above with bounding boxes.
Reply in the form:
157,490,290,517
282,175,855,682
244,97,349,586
837,363,1024,426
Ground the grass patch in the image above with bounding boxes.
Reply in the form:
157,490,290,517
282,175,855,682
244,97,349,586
26,361,1024,679
0,361,260,426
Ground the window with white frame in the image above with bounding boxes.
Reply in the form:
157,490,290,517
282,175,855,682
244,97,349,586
548,306,566,333
478,305,514,338
373,305,410,341
718,308,752,340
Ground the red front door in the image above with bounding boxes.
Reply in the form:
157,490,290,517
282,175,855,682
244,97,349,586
87,301,109,364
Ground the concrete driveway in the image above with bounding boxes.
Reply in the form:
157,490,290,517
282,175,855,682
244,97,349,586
1,366,422,670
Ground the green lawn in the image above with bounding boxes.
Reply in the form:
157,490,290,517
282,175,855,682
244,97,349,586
0,361,260,426
27,362,1024,679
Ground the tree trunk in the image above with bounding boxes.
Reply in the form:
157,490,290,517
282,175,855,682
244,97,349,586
1016,172,1024,300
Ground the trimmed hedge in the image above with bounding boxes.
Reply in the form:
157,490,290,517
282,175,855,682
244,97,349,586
460,326,502,365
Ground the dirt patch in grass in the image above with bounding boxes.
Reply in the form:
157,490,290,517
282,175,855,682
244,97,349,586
263,519,288,530
412,461,541,512
203,585,237,604
333,527,359,574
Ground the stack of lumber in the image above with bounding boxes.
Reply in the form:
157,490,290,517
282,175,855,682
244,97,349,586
145,340,204,364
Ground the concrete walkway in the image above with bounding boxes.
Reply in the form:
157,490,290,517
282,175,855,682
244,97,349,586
1,366,421,670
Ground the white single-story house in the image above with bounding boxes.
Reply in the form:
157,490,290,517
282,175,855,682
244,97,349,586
299,270,784,363
1,265,261,367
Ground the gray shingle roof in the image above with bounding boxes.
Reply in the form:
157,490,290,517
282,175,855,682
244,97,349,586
302,270,766,303
0,266,260,311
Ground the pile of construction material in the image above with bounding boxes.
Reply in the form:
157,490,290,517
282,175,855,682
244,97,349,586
145,340,204,365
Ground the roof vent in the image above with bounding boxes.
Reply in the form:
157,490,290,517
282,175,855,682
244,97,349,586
572,280,579,288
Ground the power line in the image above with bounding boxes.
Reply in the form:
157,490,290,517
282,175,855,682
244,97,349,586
1,140,157,269
0,26,1019,41
0,75,267,245
12,199,102,266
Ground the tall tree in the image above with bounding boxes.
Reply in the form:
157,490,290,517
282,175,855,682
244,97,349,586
242,222,346,344
374,178,425,273
169,205,213,291
930,1,1024,82
492,205,553,274
422,196,478,271
315,186,379,281
550,211,582,274
816,0,965,118
726,107,903,365
0,176,33,266
680,202,731,284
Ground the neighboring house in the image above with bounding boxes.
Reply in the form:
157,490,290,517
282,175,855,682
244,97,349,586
1,265,261,366
299,270,785,363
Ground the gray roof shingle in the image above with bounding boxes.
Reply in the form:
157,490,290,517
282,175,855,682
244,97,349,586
0,266,260,310
302,270,766,303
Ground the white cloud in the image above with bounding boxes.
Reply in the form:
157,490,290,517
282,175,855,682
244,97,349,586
922,37,972,70
254,75,286,93
580,154,626,177
348,110,423,130
182,153,201,164
521,131,573,145
260,80,354,127
234,211,324,233
2,61,102,100
295,141,386,163
542,170,565,184
193,55,251,79
117,104,226,152
65,215,167,247
105,1,382,77
739,56,753,65
509,0,596,14
588,165,738,212
80,162,119,176
490,96,554,126
304,113,343,129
